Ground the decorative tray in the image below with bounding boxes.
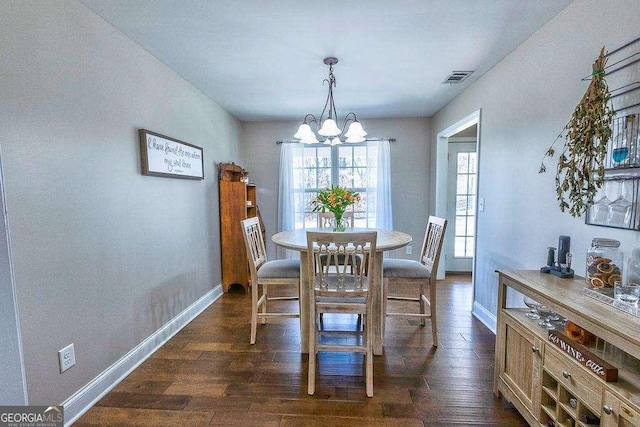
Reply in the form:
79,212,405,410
583,287,640,318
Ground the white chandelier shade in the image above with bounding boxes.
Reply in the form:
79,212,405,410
294,57,367,144
293,124,319,144
344,121,367,139
317,118,341,137
293,123,316,141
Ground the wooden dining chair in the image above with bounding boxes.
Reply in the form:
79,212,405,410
241,217,300,345
383,216,447,347
318,211,362,269
318,211,362,323
306,231,377,397
318,211,355,228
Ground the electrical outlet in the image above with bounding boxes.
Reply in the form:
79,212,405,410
406,245,413,255
59,344,76,373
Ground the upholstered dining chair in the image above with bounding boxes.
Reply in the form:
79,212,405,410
383,216,447,347
241,217,300,345
306,231,377,397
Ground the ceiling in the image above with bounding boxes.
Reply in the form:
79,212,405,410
80,0,573,122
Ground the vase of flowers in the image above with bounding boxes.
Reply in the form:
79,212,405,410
311,185,360,232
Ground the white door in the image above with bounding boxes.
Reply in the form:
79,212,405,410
445,141,477,273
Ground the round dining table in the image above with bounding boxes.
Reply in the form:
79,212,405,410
272,228,412,355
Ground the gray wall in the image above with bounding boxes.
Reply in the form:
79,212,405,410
431,0,640,323
0,1,241,404
242,117,431,258
0,153,27,405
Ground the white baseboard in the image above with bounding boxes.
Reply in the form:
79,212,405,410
472,300,496,334
63,284,223,426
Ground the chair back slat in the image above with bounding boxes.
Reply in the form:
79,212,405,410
318,211,355,228
307,231,376,295
241,217,267,276
419,216,447,278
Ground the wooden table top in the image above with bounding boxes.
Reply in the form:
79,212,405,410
272,228,412,252
497,269,640,361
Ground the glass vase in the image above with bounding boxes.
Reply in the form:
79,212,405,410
332,213,347,232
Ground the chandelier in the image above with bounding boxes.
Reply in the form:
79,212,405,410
294,57,367,145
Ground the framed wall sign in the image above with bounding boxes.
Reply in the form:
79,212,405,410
139,129,204,180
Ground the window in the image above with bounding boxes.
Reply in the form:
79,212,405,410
279,140,392,233
454,151,476,257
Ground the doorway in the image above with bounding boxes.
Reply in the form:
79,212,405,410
434,110,481,280
446,137,477,272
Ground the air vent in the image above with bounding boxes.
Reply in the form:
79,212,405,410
443,71,474,84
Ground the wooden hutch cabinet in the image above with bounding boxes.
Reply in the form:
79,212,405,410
218,162,260,292
495,270,640,427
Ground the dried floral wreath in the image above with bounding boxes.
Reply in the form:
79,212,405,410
539,47,615,217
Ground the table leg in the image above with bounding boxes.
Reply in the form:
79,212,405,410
299,251,309,354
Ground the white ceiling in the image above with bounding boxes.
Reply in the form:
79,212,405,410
80,0,573,122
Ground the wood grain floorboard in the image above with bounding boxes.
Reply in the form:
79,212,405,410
75,407,214,426
75,275,527,426
280,414,424,426
209,412,282,426
95,392,190,410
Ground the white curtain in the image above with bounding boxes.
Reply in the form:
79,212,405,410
277,142,304,258
277,140,393,256
367,140,393,230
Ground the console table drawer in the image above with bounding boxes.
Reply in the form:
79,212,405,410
602,389,640,426
621,401,640,424
544,345,603,414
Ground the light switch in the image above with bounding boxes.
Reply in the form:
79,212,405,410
479,198,485,212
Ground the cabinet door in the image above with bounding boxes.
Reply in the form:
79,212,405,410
499,315,542,417
602,390,640,427
220,181,249,291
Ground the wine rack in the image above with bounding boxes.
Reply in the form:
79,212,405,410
585,36,640,231
585,175,640,230
539,363,601,427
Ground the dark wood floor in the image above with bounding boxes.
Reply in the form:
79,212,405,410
76,275,527,426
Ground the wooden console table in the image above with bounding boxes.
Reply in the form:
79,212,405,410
494,270,640,426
